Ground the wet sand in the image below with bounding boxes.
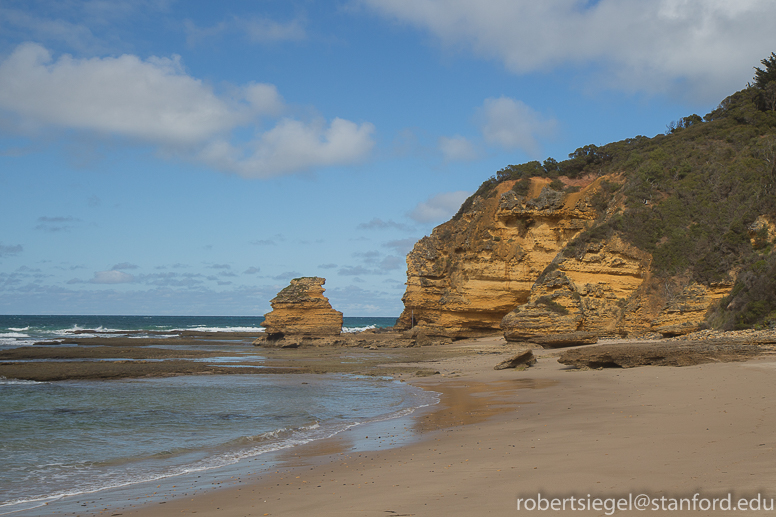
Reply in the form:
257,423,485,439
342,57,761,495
41,335,776,517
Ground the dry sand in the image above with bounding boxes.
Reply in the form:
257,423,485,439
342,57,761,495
43,337,776,516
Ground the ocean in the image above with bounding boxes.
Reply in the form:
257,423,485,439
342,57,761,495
0,315,436,515
0,315,397,349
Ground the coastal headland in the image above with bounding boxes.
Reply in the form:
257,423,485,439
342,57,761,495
14,328,776,516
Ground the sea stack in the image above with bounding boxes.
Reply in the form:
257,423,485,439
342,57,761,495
260,277,343,337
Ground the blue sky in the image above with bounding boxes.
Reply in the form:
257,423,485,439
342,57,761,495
1,0,774,316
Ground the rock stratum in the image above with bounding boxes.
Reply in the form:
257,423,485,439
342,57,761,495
259,277,343,337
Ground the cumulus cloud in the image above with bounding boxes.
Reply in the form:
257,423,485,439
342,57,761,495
0,43,246,143
439,135,477,162
409,190,471,223
89,270,135,284
360,0,775,101
199,117,375,178
0,43,375,177
476,97,556,157
243,266,261,274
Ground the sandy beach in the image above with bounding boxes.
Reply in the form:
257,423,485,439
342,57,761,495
47,335,776,517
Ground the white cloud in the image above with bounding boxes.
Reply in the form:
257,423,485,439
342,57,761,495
439,135,477,162
477,96,556,157
0,43,375,177
0,43,241,144
90,270,135,284
198,118,375,178
409,190,471,223
360,0,776,101
243,83,285,116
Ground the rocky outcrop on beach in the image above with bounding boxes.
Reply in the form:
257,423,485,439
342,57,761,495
258,277,343,338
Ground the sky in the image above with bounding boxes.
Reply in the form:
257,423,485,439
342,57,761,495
0,0,774,317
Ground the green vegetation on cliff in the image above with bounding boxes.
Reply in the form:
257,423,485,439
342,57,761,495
456,57,776,330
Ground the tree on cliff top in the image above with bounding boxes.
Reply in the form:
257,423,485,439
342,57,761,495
754,52,776,90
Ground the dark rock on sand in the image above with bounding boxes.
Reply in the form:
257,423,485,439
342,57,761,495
558,340,763,369
494,349,536,370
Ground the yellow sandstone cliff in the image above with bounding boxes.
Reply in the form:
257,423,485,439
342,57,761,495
398,176,735,340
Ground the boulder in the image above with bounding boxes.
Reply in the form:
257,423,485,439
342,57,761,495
494,349,536,370
531,332,598,348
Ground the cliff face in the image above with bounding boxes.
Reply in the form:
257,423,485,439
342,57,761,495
399,176,734,339
261,277,343,336
397,177,600,337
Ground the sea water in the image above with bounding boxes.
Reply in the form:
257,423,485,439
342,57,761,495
0,316,431,515
0,315,398,349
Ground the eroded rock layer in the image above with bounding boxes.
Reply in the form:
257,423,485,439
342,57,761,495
260,277,343,337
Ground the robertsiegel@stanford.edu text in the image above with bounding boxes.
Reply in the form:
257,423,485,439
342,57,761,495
516,493,774,513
